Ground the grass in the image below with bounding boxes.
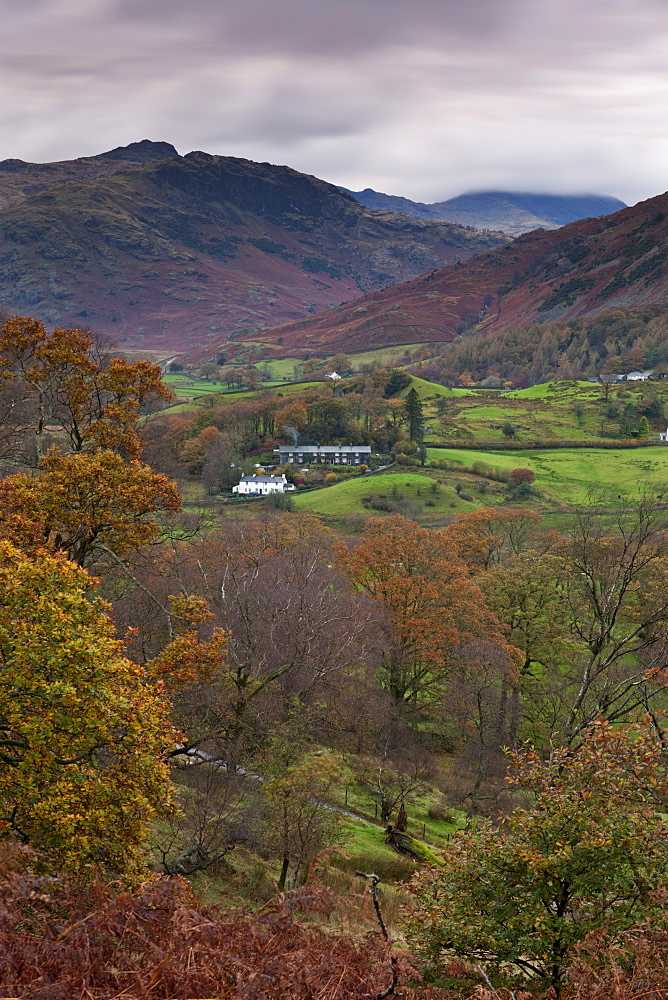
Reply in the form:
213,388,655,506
163,372,289,399
405,376,477,400
294,471,486,523
156,379,324,415
427,445,668,504
417,377,668,445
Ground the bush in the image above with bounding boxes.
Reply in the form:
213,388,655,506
509,467,535,485
265,493,294,510
0,852,414,999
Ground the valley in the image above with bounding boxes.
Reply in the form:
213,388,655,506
3,152,668,1000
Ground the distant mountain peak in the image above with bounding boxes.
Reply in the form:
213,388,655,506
343,187,627,236
96,139,179,162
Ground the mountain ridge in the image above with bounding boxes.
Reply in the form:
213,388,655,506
341,187,626,236
0,143,509,352
193,190,666,362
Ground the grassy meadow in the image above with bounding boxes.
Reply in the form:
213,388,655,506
414,377,668,445
294,471,486,525
428,446,668,504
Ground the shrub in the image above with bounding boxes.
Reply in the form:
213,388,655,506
509,467,535,485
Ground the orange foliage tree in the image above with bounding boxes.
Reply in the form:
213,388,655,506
0,448,181,567
444,506,541,572
0,314,172,461
339,515,518,709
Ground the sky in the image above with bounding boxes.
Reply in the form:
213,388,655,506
1,0,666,206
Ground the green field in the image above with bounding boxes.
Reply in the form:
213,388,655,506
157,379,324,415
163,372,289,399
415,377,668,445
246,342,432,380
294,471,485,523
427,446,668,504
405,376,478,400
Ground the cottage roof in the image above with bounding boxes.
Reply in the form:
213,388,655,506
239,474,286,483
278,444,370,453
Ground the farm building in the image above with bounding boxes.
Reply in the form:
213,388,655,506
232,474,294,495
277,444,371,466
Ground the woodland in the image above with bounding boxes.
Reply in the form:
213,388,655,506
4,315,668,999
410,307,668,388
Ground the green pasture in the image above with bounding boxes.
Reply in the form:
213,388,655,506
294,471,484,522
503,380,598,400
406,376,478,400
427,446,668,504
163,372,288,399
157,379,324,415
245,342,431,379
418,377,668,444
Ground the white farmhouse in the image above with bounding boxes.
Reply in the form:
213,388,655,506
232,474,294,496
659,428,668,442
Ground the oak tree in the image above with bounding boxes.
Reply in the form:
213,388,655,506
0,314,172,462
0,448,181,568
0,542,176,875
406,719,668,997
340,516,518,711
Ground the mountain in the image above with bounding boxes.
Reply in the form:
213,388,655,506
202,191,666,361
0,143,509,353
0,140,179,211
341,188,626,237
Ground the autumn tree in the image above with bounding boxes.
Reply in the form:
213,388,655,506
0,314,172,463
444,506,541,572
259,714,345,890
479,552,580,745
406,720,668,997
476,496,668,748
354,746,434,826
340,516,518,713
0,448,181,568
561,494,668,745
140,512,376,775
0,542,176,875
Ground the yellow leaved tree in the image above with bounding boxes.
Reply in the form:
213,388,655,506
0,541,177,876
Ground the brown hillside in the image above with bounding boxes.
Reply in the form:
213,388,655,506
198,191,666,362
0,146,507,354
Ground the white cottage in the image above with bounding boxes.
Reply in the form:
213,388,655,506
232,474,294,495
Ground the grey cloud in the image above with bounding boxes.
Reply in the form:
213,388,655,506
0,0,666,205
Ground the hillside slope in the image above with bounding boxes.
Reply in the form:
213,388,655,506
0,139,179,211
0,146,508,353
342,188,626,236
214,191,666,360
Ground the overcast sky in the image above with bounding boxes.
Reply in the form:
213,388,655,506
1,0,666,205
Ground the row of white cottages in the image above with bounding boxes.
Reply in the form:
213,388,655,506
232,444,373,495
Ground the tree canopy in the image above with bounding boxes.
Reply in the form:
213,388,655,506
0,541,176,875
